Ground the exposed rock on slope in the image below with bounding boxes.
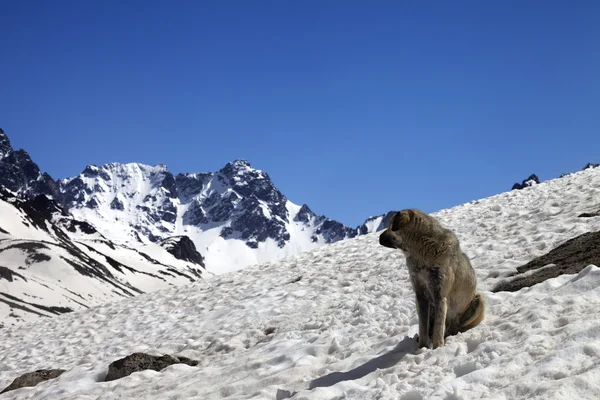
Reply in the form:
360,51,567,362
158,236,205,267
104,353,199,382
493,230,600,292
511,174,540,190
0,369,65,394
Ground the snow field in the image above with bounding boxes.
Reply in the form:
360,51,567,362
2,167,600,398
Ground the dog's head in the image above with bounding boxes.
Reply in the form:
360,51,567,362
378,209,415,250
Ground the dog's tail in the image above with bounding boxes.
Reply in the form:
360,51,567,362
459,292,485,332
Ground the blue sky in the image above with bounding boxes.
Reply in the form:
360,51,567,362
2,1,599,227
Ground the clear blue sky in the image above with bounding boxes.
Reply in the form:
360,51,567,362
2,1,599,227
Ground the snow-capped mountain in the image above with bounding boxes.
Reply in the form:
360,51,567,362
0,187,205,327
58,159,361,273
0,127,393,327
1,128,389,274
2,161,600,399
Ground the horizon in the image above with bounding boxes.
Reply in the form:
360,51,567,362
3,1,599,227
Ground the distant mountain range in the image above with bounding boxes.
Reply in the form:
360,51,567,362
0,128,394,275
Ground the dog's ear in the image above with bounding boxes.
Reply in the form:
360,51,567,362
391,210,412,231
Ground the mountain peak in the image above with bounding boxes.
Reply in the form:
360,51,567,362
231,158,252,168
219,159,265,185
221,159,253,175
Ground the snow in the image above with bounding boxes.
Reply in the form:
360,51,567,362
60,161,359,274
0,197,55,242
3,167,600,398
0,193,206,326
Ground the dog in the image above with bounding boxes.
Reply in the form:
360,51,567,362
379,209,485,348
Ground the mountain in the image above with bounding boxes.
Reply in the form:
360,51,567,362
1,129,392,274
0,127,394,327
2,164,600,399
0,128,60,200
58,159,362,273
0,186,205,327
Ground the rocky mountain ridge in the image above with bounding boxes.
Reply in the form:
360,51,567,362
0,129,390,272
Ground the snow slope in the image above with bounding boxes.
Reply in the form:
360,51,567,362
0,190,205,327
2,167,600,399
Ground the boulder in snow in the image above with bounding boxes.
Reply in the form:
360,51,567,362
0,369,65,394
104,353,199,381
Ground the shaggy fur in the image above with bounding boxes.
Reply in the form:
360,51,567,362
379,209,485,348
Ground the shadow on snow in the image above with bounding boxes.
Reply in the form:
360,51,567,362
276,335,418,399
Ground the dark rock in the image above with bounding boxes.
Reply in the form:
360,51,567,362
582,163,600,171
60,177,87,207
160,171,178,198
159,236,205,267
104,353,198,382
82,165,111,181
511,174,540,190
175,173,211,201
85,198,99,209
264,327,276,335
0,138,60,199
276,389,297,400
231,196,289,247
220,226,234,238
0,266,27,282
135,200,177,225
208,191,239,222
61,219,98,235
315,219,357,243
493,231,600,292
182,200,209,225
219,159,253,178
294,204,316,223
110,197,124,210
29,194,63,222
158,201,177,223
0,369,65,394
202,191,221,208
578,211,600,218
